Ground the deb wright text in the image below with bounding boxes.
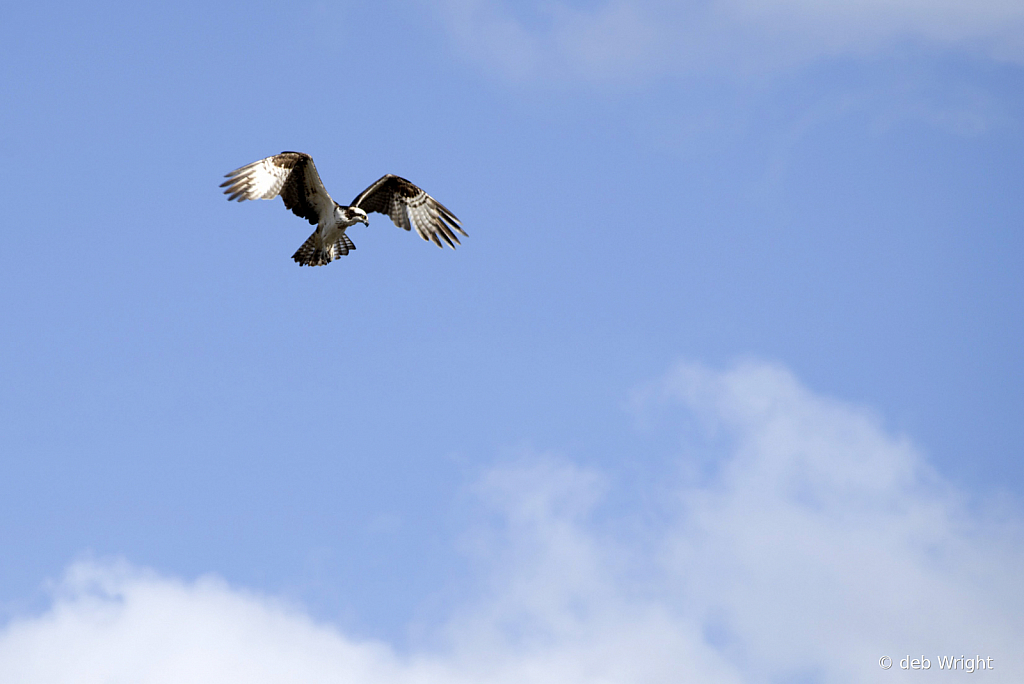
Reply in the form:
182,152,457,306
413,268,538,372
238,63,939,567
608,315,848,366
880,655,995,672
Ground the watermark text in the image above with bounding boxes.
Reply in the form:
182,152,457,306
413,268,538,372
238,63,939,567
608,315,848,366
878,655,995,672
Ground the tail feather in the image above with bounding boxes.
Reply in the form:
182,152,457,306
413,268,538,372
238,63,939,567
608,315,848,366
292,231,356,267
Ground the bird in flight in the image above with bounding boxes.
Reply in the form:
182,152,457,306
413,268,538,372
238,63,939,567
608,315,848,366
221,151,466,266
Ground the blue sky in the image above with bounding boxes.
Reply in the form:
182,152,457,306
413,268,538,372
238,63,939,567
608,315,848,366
1,1,1023,682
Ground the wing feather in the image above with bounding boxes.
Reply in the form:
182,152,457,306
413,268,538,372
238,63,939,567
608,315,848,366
351,175,466,249
221,152,335,226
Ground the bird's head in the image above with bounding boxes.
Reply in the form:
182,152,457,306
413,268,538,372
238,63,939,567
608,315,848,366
345,207,369,226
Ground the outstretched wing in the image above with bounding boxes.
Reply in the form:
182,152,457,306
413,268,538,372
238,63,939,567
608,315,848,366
351,175,466,249
221,152,335,226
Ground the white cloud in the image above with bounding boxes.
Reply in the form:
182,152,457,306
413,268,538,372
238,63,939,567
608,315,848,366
432,0,1024,82
2,361,1022,682
0,561,415,684
651,361,1024,680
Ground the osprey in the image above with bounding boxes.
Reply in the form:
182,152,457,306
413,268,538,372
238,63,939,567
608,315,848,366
221,152,466,266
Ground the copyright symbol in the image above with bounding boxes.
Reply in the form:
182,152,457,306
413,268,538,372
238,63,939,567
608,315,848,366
879,656,892,670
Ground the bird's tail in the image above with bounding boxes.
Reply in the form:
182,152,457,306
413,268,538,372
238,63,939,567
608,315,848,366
292,230,356,267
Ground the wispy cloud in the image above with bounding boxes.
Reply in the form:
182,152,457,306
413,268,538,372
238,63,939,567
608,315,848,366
2,361,1022,682
431,0,1024,83
646,361,1024,679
